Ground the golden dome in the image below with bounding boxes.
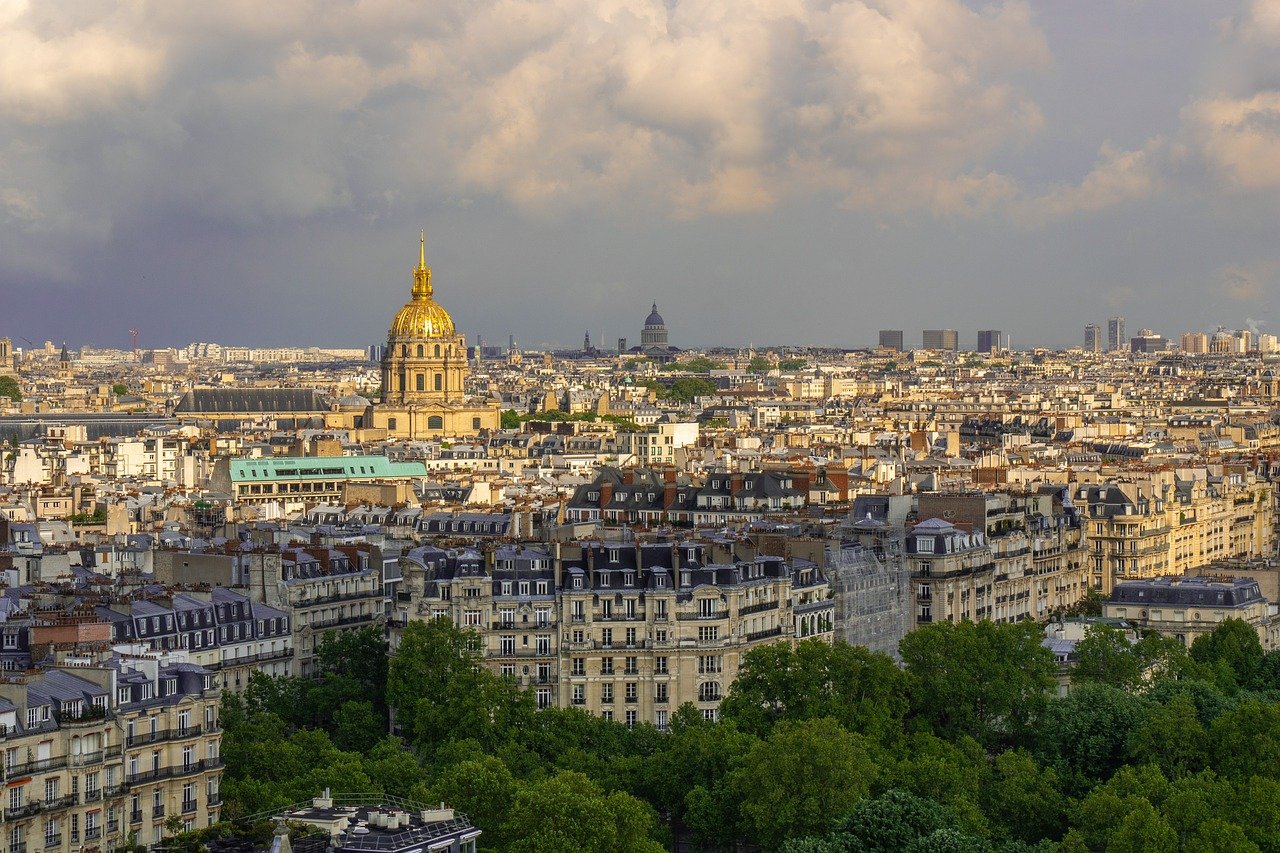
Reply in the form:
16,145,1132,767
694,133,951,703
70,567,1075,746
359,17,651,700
389,231,456,339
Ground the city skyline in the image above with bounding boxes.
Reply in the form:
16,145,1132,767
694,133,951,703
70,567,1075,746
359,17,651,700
3,1,1278,349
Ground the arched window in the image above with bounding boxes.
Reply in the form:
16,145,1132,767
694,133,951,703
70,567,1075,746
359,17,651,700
434,344,441,357
416,345,424,358
699,682,720,702
416,374,425,391
401,345,408,357
428,415,443,430
387,418,397,430
434,373,443,391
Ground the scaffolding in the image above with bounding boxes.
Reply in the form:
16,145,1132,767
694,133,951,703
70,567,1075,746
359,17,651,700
827,542,910,660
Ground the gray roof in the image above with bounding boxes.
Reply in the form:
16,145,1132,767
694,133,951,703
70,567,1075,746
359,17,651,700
174,388,331,414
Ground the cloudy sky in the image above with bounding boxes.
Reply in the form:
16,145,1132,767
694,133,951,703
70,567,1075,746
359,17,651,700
2,0,1279,351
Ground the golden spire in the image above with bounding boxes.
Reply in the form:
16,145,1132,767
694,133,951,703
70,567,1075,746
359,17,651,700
412,229,432,299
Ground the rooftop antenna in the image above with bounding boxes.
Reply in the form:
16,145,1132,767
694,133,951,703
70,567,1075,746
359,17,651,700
128,329,140,361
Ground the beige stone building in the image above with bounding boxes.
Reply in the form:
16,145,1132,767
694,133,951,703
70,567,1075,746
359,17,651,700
0,654,222,853
392,540,834,729
1076,469,1273,594
1105,576,1280,650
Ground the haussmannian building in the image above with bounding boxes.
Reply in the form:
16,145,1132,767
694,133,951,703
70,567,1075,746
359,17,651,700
0,654,223,853
391,539,834,729
1076,470,1274,595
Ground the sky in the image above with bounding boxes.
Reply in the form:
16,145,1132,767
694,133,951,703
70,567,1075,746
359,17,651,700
2,0,1279,352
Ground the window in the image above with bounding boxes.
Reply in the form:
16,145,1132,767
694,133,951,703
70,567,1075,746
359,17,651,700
572,658,585,676
416,373,425,391
387,417,397,431
601,684,613,703
698,626,719,643
601,658,614,675
656,710,669,731
501,581,512,596
473,417,482,430
536,580,548,595
535,635,550,656
428,415,443,430
601,710,613,722
655,656,668,675
572,685,585,705
625,709,637,729
625,682,638,702
601,628,613,647
699,655,722,674
656,683,669,702
500,636,515,656
462,610,481,627
699,682,721,702
434,374,443,391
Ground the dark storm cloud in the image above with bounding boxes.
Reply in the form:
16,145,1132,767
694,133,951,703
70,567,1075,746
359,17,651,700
1,0,1278,350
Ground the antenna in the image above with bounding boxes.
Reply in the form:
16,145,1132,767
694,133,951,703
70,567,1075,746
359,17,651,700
128,329,140,361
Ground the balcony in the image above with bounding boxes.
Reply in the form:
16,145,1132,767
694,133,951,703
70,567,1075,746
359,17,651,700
130,811,143,825
182,799,198,814
4,756,68,778
83,789,102,803
207,794,221,808
105,784,128,798
739,600,779,616
42,836,60,850
676,612,727,621
85,827,101,841
745,626,783,642
70,751,105,768
7,802,43,820
153,804,165,818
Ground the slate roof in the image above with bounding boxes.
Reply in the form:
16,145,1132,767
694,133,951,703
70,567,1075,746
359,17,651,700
174,388,331,414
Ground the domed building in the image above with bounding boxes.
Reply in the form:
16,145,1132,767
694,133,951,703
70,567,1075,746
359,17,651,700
343,233,499,438
631,301,680,362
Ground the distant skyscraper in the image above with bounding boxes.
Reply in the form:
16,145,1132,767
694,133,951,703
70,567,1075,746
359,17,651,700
878,330,904,351
1108,316,1126,352
1181,332,1208,353
1084,324,1102,353
976,330,1001,354
922,329,958,352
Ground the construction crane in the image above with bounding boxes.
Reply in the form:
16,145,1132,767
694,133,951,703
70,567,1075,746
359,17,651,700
128,329,139,360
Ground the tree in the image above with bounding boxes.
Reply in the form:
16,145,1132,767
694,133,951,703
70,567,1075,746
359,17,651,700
1208,699,1280,781
1125,693,1209,779
389,619,534,754
424,756,519,849
719,639,907,741
662,377,716,403
978,750,1066,844
900,620,1055,748
1072,624,1143,689
835,789,960,852
501,409,522,429
111,382,128,396
730,718,878,849
642,713,758,828
502,771,664,853
778,358,808,371
1036,683,1152,791
0,375,20,402
747,355,772,373
1190,619,1264,687
331,701,384,753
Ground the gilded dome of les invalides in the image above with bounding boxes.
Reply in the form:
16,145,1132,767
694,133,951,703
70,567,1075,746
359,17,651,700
389,232,456,339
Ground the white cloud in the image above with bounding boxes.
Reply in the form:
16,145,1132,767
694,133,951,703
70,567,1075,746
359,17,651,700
0,0,1056,237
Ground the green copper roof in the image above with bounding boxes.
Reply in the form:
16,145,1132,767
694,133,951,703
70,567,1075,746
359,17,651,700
229,455,426,482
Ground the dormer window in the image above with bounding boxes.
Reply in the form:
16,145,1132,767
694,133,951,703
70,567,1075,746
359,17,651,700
624,572,634,587
573,576,583,590
600,572,610,587
117,687,130,705
608,548,619,563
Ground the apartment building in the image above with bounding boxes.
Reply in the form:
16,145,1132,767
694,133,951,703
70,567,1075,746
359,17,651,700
900,491,1089,628
96,589,293,691
0,655,222,853
153,543,385,677
207,455,427,509
1105,576,1279,649
1077,470,1273,594
393,539,834,728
